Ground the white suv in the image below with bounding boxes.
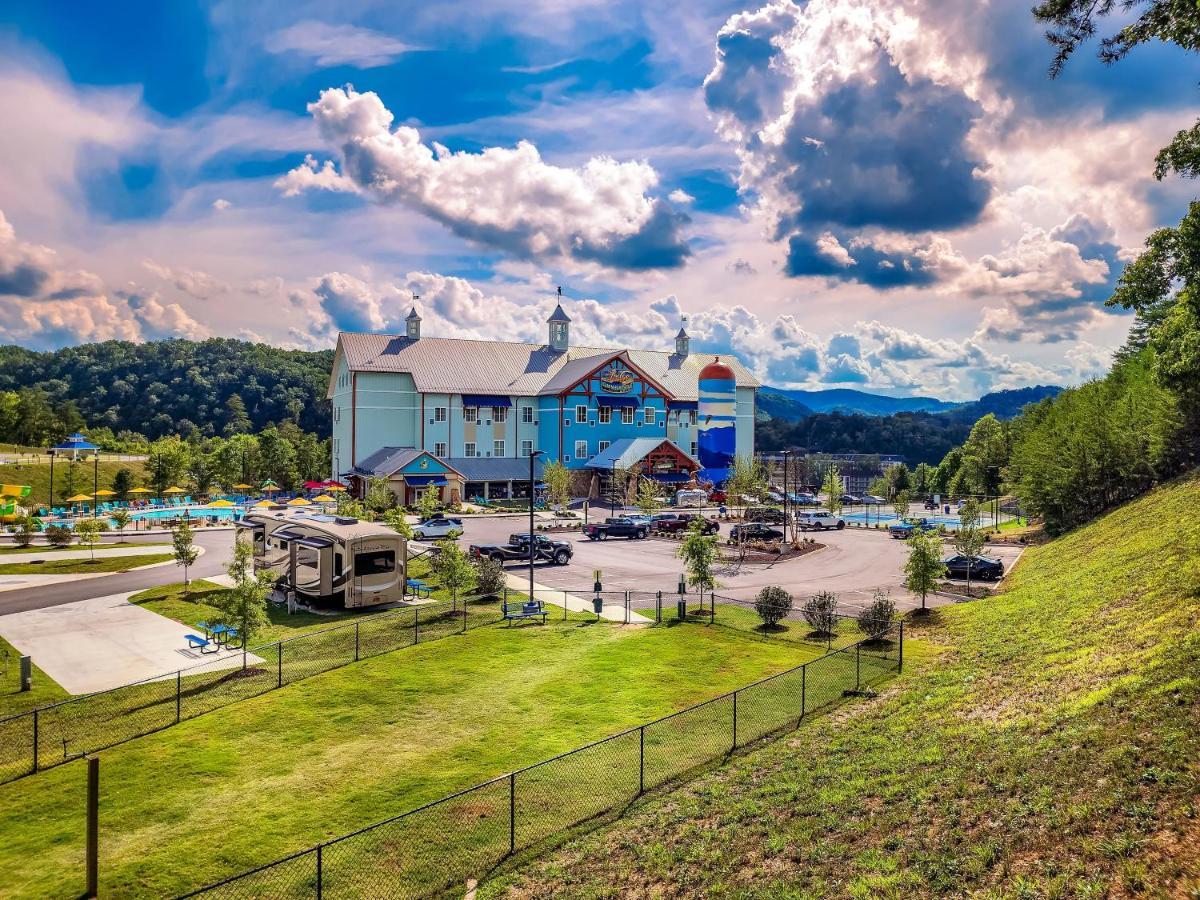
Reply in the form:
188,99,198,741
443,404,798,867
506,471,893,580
412,517,463,540
795,511,846,531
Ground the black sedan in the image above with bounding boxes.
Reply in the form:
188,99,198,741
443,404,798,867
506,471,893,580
730,522,784,542
942,554,1005,581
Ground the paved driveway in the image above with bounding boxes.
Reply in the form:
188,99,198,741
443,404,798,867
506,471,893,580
454,514,1025,614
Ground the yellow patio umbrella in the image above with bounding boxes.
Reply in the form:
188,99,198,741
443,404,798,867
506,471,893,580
312,493,336,503
127,487,153,495
206,498,236,508
261,485,280,493
252,499,273,508
163,486,186,495
93,489,117,497
66,493,93,503
287,497,312,506
233,483,253,490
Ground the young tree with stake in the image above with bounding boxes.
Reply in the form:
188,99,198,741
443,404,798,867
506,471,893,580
954,499,987,597
904,527,946,614
431,538,475,611
213,537,273,645
172,519,199,593
75,518,102,562
822,465,843,516
677,516,720,603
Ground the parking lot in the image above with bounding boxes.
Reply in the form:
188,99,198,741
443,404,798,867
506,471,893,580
452,513,1026,614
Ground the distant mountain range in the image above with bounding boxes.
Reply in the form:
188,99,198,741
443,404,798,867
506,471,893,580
758,385,1063,422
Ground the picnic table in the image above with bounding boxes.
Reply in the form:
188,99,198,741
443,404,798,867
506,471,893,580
406,579,432,599
195,622,238,648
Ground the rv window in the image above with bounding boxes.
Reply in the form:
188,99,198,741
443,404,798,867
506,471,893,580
334,552,343,576
355,550,395,574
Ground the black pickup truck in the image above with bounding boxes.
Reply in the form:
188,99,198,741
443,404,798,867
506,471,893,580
583,517,649,540
468,532,574,566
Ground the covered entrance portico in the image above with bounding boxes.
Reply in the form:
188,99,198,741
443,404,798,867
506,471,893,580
583,438,700,500
453,457,546,504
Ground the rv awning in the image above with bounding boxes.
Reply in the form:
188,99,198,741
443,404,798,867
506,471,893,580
233,519,264,529
405,475,449,487
294,536,334,550
667,400,698,410
271,529,305,541
596,396,639,408
649,472,692,483
461,394,511,407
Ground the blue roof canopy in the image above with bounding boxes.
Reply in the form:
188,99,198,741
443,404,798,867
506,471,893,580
52,433,98,452
667,400,698,410
596,396,639,408
461,395,512,407
405,475,448,487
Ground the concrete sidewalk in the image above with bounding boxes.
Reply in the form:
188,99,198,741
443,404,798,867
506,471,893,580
0,544,174,562
0,588,256,694
504,573,652,624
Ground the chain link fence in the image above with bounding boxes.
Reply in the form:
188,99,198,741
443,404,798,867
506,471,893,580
179,622,903,898
0,595,504,785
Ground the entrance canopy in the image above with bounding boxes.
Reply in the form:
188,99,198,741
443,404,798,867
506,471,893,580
584,438,699,474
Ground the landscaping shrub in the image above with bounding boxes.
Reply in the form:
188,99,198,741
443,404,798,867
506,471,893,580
45,524,73,548
754,585,792,628
801,590,838,636
13,514,35,547
856,589,896,638
473,556,506,598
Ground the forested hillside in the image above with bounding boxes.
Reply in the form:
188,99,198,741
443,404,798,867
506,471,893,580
0,340,333,443
755,410,973,465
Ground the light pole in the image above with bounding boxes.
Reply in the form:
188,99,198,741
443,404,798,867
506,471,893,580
528,450,544,605
611,459,617,517
781,450,792,543
47,450,55,512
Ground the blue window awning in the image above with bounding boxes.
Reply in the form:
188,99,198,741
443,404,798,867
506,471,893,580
462,394,511,408
667,400,698,410
596,396,640,408
405,475,449,487
649,472,692,483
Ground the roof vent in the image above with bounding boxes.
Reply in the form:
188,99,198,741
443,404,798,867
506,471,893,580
334,516,359,525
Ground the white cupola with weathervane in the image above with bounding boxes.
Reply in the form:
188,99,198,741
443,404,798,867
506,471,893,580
675,316,690,357
405,299,421,340
548,287,571,352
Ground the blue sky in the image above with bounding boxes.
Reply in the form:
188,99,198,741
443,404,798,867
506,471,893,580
0,0,1195,398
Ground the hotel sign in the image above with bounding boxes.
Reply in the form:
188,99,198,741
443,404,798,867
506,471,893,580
599,361,635,394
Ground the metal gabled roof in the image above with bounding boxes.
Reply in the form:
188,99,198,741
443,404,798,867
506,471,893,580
583,438,699,470
333,333,759,399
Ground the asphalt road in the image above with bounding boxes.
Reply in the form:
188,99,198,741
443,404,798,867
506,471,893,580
0,529,235,616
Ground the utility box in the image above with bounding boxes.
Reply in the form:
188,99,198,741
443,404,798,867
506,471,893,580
592,595,603,616
677,598,687,620
19,655,31,692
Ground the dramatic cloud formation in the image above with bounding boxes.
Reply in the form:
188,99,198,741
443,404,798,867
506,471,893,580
280,87,691,270
142,260,228,300
264,22,416,68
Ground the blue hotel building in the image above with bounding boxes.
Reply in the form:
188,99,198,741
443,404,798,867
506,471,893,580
328,302,758,503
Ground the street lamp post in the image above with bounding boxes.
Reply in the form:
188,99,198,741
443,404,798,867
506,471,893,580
781,450,792,543
528,450,544,606
611,460,617,517
47,450,55,511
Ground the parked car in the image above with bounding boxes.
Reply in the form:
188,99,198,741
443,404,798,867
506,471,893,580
411,517,463,540
888,518,939,539
622,514,654,526
583,517,649,540
675,489,708,507
468,533,573,566
765,489,785,503
729,522,783,542
863,494,887,505
839,493,863,505
923,499,940,510
795,510,846,531
708,490,727,504
943,554,1005,580
745,506,787,524
651,513,719,535
792,491,818,505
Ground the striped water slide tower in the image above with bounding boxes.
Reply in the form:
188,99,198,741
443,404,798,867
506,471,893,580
697,357,737,485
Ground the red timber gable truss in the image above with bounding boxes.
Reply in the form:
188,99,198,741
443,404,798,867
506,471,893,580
558,351,674,405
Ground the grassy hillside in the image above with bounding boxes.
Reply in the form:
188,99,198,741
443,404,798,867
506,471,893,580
486,474,1200,897
0,459,148,509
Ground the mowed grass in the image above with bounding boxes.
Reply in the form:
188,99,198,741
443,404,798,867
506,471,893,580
0,615,820,898
0,633,68,718
0,541,168,555
486,473,1200,898
0,553,173,575
0,460,149,511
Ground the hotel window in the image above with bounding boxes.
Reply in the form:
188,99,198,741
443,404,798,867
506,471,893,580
575,440,588,459
434,442,447,458
643,406,655,425
575,404,588,423
691,442,698,457
493,439,505,457
464,406,478,423
689,410,698,426
434,407,447,423
521,405,534,424
597,406,612,424
620,406,635,425
493,406,508,424
520,439,533,457
598,440,611,453
465,442,477,458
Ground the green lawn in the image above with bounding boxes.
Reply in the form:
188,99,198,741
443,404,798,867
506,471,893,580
0,615,828,898
0,553,173,575
0,633,68,718
0,459,149,510
487,473,1200,897
0,542,167,556
710,602,865,651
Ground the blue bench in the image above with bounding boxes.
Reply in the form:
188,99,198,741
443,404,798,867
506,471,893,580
406,579,432,599
502,598,547,626
185,634,216,654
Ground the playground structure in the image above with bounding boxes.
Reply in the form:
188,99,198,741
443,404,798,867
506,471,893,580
0,483,32,522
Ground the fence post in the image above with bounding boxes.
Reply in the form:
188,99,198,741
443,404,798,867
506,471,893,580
624,590,630,625
414,608,420,645
31,708,38,774
638,725,645,795
508,771,516,855
800,664,806,722
355,621,360,661
856,643,861,692
898,621,904,672
731,691,738,751
175,670,181,724
277,641,283,688
316,844,323,900
86,755,98,899
655,590,662,624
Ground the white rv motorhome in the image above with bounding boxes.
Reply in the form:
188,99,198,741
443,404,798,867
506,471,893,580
234,509,407,608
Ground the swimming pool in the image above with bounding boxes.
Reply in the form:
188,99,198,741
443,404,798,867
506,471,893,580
126,505,242,523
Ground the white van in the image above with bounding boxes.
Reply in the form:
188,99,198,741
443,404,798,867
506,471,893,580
795,510,846,531
675,489,708,507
